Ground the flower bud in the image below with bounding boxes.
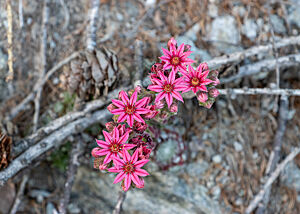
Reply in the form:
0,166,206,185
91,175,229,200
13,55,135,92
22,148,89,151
197,92,208,103
107,103,117,113
99,164,107,170
203,100,214,109
170,103,178,113
167,37,177,50
91,147,101,158
135,85,142,94
208,88,220,98
134,121,148,134
184,44,192,52
155,100,164,109
105,122,115,132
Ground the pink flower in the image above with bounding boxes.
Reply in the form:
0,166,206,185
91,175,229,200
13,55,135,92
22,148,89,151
148,70,185,108
144,105,158,119
136,178,144,188
181,64,214,94
167,37,177,49
107,103,117,113
138,146,152,160
108,149,149,191
105,122,116,132
94,127,136,165
111,90,150,127
160,40,194,73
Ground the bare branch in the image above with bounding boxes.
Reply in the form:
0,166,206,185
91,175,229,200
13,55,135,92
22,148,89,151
5,0,13,82
245,147,300,214
86,0,100,51
58,136,84,214
256,95,289,214
207,35,300,70
33,0,50,132
218,88,300,96
221,54,300,84
9,174,29,214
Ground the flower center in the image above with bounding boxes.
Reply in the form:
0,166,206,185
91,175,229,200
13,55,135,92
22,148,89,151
124,163,134,173
125,105,135,114
171,57,180,65
163,84,173,93
191,77,200,86
110,143,121,153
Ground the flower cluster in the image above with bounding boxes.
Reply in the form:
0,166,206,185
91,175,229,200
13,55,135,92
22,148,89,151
92,38,220,191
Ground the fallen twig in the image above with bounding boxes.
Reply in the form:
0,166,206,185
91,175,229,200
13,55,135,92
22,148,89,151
5,0,13,82
221,54,300,84
9,174,29,214
58,135,84,214
86,0,100,51
255,95,289,214
245,147,300,214
207,35,300,70
33,0,49,132
7,52,80,121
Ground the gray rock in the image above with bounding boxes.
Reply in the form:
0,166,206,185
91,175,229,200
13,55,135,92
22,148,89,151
46,202,58,214
288,5,300,28
186,161,209,178
270,15,286,34
212,155,222,164
156,139,178,163
233,141,243,152
207,16,241,53
73,167,226,214
242,19,258,41
281,162,300,191
208,4,218,18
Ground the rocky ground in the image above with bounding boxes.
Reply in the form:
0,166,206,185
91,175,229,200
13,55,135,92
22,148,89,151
0,0,300,213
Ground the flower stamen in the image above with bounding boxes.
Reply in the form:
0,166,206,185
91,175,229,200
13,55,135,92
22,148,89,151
125,105,135,114
163,84,173,93
171,57,180,65
191,77,200,86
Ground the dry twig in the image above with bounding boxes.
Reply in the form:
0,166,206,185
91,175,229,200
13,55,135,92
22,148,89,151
5,0,13,82
9,174,29,214
58,136,84,214
86,0,100,51
33,0,49,132
245,147,300,214
221,54,300,84
255,95,289,214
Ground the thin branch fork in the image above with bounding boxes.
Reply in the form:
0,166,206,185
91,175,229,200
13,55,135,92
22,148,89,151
255,95,289,214
245,147,300,214
9,174,29,214
112,191,126,214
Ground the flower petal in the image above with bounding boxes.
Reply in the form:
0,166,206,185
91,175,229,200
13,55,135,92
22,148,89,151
112,99,125,108
133,113,145,123
134,159,149,168
131,149,139,163
155,91,166,103
118,113,127,123
112,127,119,142
130,90,138,105
127,114,134,127
108,167,122,173
96,139,110,148
113,171,126,184
134,168,149,177
171,91,184,102
123,149,131,162
120,91,129,104
165,93,173,108
113,156,125,166
103,131,112,144
103,152,113,165
111,109,125,115
123,143,136,150
135,97,150,108
124,174,131,191
168,70,176,84
148,85,163,93
118,131,129,144
94,148,110,156
130,173,141,186
135,108,150,114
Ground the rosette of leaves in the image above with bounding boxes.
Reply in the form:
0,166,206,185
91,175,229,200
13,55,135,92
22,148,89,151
65,48,119,101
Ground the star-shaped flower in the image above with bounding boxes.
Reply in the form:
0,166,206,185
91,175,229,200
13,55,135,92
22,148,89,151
148,70,185,108
108,149,149,191
160,42,194,73
111,90,150,127
94,127,136,165
181,64,214,94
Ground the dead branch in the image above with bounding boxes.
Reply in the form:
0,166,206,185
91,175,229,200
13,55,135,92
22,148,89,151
33,0,50,132
58,135,84,214
207,35,300,70
218,88,300,96
7,52,80,121
112,191,127,214
133,39,144,87
5,0,13,82
86,0,100,51
245,147,300,214
221,54,300,84
9,174,29,214
255,95,289,214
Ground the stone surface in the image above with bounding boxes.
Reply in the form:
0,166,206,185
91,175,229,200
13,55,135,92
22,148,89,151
281,162,300,191
288,4,300,28
242,19,258,41
270,15,286,34
73,166,226,214
207,16,241,53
